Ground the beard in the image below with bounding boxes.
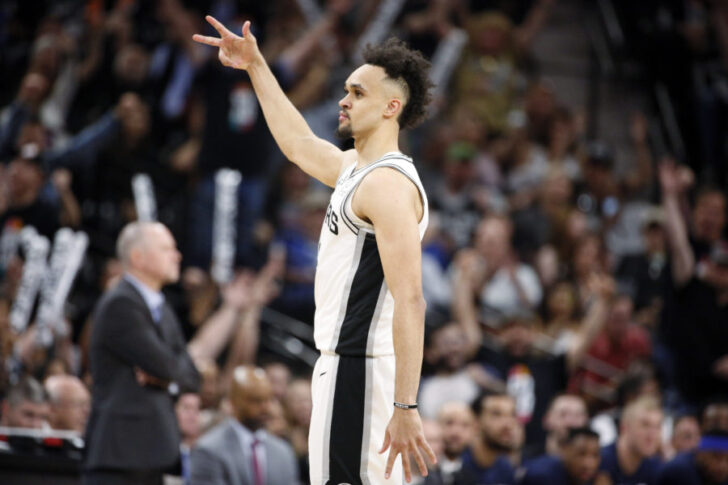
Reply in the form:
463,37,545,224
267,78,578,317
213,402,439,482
335,124,353,140
483,431,514,453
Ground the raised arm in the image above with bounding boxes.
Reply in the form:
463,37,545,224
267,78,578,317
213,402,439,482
566,272,614,372
193,17,348,187
659,160,695,286
352,168,436,483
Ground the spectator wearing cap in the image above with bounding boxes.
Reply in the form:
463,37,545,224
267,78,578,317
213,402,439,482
44,374,90,434
0,376,50,430
520,427,603,485
189,366,298,485
656,430,728,485
598,396,663,485
453,253,614,456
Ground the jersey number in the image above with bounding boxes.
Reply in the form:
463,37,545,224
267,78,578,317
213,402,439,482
325,204,339,235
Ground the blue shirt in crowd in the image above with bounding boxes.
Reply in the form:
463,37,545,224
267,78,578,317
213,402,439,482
519,455,580,485
458,448,516,485
599,442,661,485
656,452,728,485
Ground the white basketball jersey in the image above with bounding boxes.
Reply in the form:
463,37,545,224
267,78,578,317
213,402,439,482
313,152,429,358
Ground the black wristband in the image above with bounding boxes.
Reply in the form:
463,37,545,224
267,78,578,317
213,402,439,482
394,401,418,410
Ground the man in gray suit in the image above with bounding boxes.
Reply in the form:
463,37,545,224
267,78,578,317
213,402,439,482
190,365,299,485
83,222,201,485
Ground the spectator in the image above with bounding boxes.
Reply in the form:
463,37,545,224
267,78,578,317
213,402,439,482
437,401,477,483
541,394,589,458
429,141,487,253
176,392,202,483
666,414,701,460
591,366,664,448
264,361,292,402
541,282,581,354
283,378,313,481
459,215,543,321
0,154,61,239
271,188,328,323
660,161,728,405
189,366,298,485
615,207,669,327
44,374,90,433
598,396,663,485
703,400,728,433
455,391,517,485
520,427,603,485
656,429,728,485
420,323,494,420
570,294,652,410
0,376,49,429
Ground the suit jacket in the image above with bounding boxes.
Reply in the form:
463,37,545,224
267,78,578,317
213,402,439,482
189,419,299,485
84,278,200,471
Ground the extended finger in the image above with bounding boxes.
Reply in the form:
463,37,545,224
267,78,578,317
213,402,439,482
242,20,252,38
192,34,222,46
384,448,398,479
401,449,412,483
418,436,438,464
206,15,233,37
411,446,428,477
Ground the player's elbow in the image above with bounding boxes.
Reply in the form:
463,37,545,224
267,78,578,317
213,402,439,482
399,293,427,316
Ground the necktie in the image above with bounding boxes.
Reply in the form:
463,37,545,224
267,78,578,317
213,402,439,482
151,303,162,324
251,438,264,485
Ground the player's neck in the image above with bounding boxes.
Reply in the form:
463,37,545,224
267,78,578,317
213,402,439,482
353,124,400,169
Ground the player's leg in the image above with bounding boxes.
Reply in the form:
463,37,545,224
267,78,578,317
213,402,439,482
362,354,402,485
309,353,338,485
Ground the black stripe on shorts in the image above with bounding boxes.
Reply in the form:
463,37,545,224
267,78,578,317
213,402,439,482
326,355,366,485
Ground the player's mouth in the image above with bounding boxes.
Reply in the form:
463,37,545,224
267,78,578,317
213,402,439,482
339,111,349,122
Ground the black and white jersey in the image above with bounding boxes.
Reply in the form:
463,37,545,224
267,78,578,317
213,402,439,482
313,152,429,358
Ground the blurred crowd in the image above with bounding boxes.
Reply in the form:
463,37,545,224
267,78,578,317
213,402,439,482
1,0,728,484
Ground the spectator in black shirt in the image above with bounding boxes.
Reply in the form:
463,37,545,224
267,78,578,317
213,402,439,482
0,154,61,240
660,161,728,404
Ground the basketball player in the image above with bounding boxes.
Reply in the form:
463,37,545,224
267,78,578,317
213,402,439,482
193,16,437,485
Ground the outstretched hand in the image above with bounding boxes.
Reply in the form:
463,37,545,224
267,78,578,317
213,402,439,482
192,16,259,70
379,409,437,483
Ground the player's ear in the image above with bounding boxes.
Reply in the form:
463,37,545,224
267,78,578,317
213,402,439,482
383,98,402,120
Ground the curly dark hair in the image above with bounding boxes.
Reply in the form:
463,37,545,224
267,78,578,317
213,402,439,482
362,37,433,130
